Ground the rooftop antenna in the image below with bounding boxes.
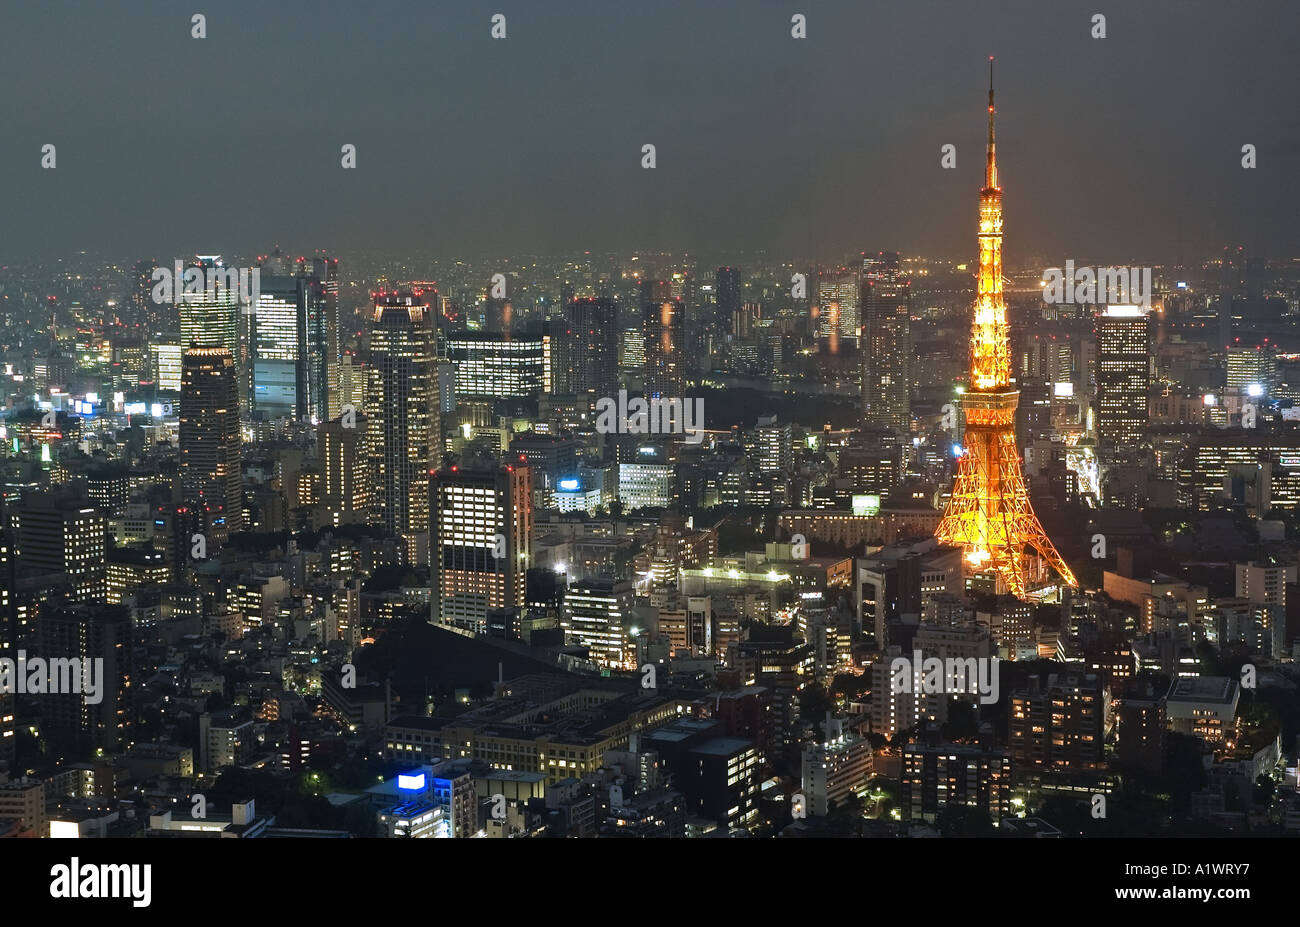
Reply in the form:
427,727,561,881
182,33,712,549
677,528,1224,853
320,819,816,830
985,56,998,190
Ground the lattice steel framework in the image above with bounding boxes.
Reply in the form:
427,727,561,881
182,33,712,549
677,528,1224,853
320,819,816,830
934,62,1078,598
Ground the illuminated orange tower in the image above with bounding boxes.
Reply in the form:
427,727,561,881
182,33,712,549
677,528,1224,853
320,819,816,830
934,61,1077,598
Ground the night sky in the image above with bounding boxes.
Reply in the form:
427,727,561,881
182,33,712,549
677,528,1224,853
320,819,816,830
0,0,1296,265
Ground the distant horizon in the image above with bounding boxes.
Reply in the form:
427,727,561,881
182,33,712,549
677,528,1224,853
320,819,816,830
4,246,1296,276
0,0,1296,263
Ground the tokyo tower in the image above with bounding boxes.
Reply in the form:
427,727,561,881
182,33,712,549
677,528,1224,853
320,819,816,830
934,60,1078,598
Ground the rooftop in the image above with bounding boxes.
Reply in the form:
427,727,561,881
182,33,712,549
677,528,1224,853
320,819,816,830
1168,676,1237,704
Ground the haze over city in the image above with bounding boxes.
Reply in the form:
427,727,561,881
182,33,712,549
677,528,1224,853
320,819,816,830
0,0,1297,262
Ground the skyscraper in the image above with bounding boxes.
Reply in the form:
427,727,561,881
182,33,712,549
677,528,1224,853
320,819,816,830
1094,305,1151,449
151,339,183,392
250,274,310,421
38,604,134,758
1226,344,1276,396
443,331,548,400
715,267,741,329
366,292,439,565
179,346,244,536
934,64,1076,598
861,252,912,433
314,255,344,421
431,461,532,633
556,297,618,406
318,413,370,527
642,280,684,400
251,260,331,423
132,258,164,332
9,492,107,603
817,269,860,346
178,256,244,406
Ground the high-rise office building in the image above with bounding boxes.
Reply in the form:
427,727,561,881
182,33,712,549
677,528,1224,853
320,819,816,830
734,626,814,748
748,416,793,473
548,315,574,399
251,268,329,422
861,252,912,434
132,258,165,332
431,461,532,632
617,443,675,511
313,255,344,421
564,576,634,668
337,352,365,413
86,464,129,517
443,331,547,400
179,346,244,536
105,545,170,604
178,255,244,405
37,603,134,758
817,269,860,345
555,298,618,405
731,303,759,339
149,338,183,393
642,280,684,400
621,326,646,372
1226,344,1276,397
1094,305,1151,449
10,492,107,602
715,267,741,329
1183,431,1300,511
111,336,147,391
250,274,305,420
366,292,440,565
318,413,371,527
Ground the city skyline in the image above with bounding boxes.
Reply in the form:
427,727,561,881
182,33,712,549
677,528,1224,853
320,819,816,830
2,0,1300,862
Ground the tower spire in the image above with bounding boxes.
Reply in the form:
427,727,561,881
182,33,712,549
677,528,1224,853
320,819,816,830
986,56,997,189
